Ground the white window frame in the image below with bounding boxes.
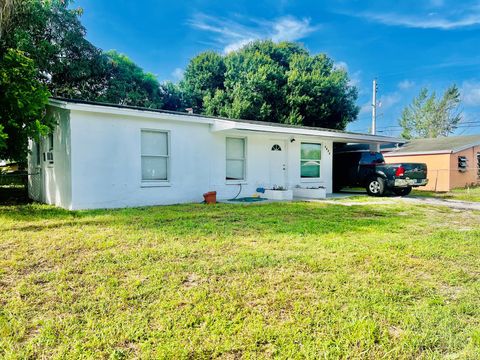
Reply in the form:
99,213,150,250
226,136,247,184
140,129,170,186
300,142,322,181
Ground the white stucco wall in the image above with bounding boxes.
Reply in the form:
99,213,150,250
28,107,72,208
67,110,333,209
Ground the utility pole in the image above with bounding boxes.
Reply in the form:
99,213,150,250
371,79,377,135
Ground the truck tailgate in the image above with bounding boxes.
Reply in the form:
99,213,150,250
402,163,427,180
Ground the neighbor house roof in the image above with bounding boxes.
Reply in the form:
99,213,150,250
49,98,404,144
384,135,480,156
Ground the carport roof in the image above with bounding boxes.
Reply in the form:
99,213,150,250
50,97,404,144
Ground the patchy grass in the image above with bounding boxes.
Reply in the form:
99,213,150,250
1,202,480,359
413,186,480,202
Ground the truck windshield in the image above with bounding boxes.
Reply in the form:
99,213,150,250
360,152,385,164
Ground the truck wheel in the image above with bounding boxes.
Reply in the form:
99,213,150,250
366,177,385,196
393,187,412,196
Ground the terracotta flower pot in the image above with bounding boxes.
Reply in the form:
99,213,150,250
203,191,217,204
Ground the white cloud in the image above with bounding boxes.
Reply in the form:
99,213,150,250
349,71,362,88
356,4,480,30
333,61,348,71
359,101,371,115
461,81,480,106
333,61,361,88
223,38,256,53
398,79,415,90
189,14,318,53
378,92,401,109
172,68,184,81
429,0,445,7
359,91,401,116
270,17,315,42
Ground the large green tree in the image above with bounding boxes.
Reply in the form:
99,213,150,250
2,0,109,100
180,51,226,113
184,40,359,129
99,51,163,108
0,0,110,163
286,53,358,129
399,85,462,139
0,0,17,40
0,49,52,163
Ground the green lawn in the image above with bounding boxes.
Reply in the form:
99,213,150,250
412,186,480,202
1,202,480,359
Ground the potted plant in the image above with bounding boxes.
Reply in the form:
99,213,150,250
292,185,327,199
263,186,293,200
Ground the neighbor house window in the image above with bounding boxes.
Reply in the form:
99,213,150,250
458,156,467,173
226,137,246,181
141,130,169,181
477,153,480,178
301,143,321,178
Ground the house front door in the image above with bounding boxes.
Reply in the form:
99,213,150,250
269,140,287,188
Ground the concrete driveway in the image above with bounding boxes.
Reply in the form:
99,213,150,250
320,192,480,211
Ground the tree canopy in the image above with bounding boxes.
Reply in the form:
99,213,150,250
1,0,108,99
1,2,361,163
399,85,462,139
184,40,359,129
99,51,163,108
0,49,52,162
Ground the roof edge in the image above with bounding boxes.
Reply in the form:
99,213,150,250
49,97,404,143
451,142,480,153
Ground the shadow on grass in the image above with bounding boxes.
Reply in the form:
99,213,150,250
0,187,30,206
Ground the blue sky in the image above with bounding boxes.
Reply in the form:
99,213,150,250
76,0,480,135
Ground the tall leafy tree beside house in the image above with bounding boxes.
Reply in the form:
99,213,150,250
184,40,359,129
180,51,226,113
2,0,109,99
286,53,358,129
399,85,462,139
0,0,107,163
0,49,52,163
99,51,164,108
0,0,17,40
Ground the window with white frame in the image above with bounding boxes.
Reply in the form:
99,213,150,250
141,130,169,181
301,143,321,178
226,137,246,181
44,133,54,165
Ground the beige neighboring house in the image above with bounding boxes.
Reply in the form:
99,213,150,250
384,135,480,192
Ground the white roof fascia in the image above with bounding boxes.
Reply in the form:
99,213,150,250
213,119,402,144
49,99,402,144
49,99,216,126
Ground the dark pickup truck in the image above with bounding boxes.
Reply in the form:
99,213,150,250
333,151,428,196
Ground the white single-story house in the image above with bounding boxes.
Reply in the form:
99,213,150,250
28,98,402,209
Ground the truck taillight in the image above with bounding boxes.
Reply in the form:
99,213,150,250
395,166,405,177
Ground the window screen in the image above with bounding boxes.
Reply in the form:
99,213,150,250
141,130,169,181
301,143,321,178
226,137,246,180
458,156,467,172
